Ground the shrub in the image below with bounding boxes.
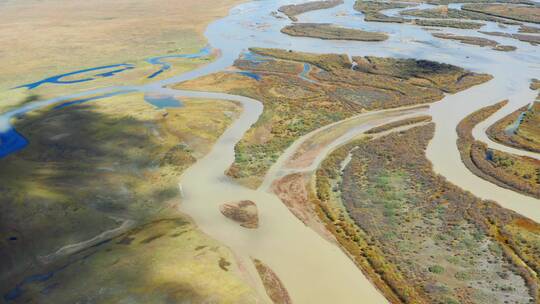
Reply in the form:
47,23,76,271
428,265,445,274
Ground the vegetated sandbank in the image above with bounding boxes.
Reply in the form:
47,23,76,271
175,48,491,188
462,3,540,24
356,0,538,33
487,92,540,153
278,122,539,303
519,25,540,33
354,0,521,29
354,1,410,23
426,0,537,4
278,0,344,21
432,33,517,51
432,33,498,47
365,115,432,134
281,23,388,41
412,18,485,29
252,258,292,304
401,6,522,25
456,100,540,199
479,30,540,45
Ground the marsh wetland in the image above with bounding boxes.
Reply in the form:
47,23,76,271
1,0,540,303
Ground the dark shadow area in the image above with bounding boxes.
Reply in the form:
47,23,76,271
0,102,187,290
1,218,210,303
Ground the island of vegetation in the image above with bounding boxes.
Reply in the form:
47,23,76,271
531,79,540,90
175,48,492,188
294,123,539,303
220,200,259,229
479,31,540,46
462,3,540,24
432,33,517,51
252,258,292,304
487,89,540,153
365,115,432,134
456,100,540,199
426,0,537,4
281,23,388,41
412,19,485,29
354,0,537,33
354,1,410,23
278,0,344,21
401,6,522,25
519,25,540,33
492,44,518,51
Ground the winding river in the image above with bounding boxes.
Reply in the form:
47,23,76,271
2,0,540,302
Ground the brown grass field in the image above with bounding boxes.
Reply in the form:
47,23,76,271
0,0,244,92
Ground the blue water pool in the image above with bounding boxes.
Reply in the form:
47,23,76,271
146,46,212,79
298,63,318,84
0,128,29,159
144,94,183,108
0,89,135,159
15,64,135,90
504,103,533,135
240,51,272,65
236,71,261,81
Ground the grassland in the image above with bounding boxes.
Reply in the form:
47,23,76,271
354,0,522,27
401,6,522,25
479,31,540,45
532,79,540,90
0,93,253,302
426,0,537,4
2,218,259,303
487,94,540,153
278,0,344,21
492,44,518,51
175,48,491,187
412,19,485,29
456,100,540,199
310,123,539,303
431,33,518,51
0,0,245,112
463,3,540,24
354,1,410,23
281,23,388,41
433,33,498,47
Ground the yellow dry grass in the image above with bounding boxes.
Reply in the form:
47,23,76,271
0,0,245,91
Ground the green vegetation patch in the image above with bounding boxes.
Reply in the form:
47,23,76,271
175,48,491,188
401,6,521,25
462,3,540,24
281,23,388,41
457,100,540,199
278,0,344,21
0,94,241,284
311,124,538,303
354,1,411,23
1,219,258,303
